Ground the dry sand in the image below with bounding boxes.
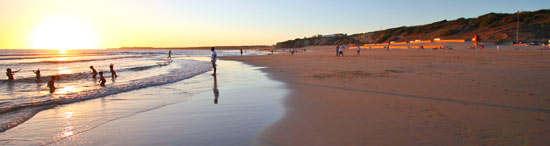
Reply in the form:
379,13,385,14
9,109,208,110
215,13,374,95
222,45,550,145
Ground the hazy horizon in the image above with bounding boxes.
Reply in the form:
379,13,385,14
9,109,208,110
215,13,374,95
0,0,547,49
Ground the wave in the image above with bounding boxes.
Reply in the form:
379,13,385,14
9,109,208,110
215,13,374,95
0,60,173,83
0,60,211,132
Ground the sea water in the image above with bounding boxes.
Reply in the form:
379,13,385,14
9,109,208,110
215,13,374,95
0,49,265,132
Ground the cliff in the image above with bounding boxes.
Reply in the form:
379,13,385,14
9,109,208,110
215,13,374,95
276,9,550,48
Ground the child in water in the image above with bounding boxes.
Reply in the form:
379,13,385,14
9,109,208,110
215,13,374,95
110,64,117,78
90,66,98,78
6,68,20,80
47,76,56,93
33,68,41,81
98,71,106,86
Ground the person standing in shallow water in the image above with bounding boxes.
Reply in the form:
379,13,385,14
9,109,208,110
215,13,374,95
47,76,56,93
33,68,41,81
98,71,106,86
6,68,20,80
109,64,117,78
168,50,172,59
90,66,98,78
211,47,217,75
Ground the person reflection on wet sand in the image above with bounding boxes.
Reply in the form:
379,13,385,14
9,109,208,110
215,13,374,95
213,74,219,104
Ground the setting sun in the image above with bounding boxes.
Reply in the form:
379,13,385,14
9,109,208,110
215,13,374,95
30,15,99,49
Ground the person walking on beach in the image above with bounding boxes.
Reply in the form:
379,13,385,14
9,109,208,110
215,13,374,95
109,64,117,78
211,47,217,75
33,68,41,81
240,48,243,56
168,50,172,59
356,44,361,56
47,76,56,93
335,44,340,56
98,71,106,86
6,68,20,80
90,66,98,78
338,44,345,57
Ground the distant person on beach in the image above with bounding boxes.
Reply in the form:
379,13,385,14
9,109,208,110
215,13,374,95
168,50,172,59
211,47,217,75
240,48,243,56
33,68,41,81
90,66,98,78
6,68,20,80
47,76,56,93
98,71,106,86
335,44,339,56
338,44,345,57
109,64,118,78
290,49,295,55
357,44,361,56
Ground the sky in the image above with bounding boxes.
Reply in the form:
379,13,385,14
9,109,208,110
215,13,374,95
0,0,547,49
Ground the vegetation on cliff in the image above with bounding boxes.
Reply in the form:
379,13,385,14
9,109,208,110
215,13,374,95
276,9,550,48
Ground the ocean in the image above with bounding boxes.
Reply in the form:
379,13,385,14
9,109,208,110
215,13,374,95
0,49,266,133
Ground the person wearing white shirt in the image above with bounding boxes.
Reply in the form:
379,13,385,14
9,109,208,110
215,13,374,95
338,45,344,57
211,47,217,75
357,44,361,56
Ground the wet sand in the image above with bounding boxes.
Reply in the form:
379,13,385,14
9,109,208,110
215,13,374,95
0,58,288,146
223,46,550,145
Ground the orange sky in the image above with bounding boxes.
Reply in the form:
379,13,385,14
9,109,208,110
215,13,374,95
0,0,546,49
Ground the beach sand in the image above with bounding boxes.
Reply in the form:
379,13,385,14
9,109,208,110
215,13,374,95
223,46,550,145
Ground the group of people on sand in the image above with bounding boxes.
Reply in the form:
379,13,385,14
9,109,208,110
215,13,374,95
335,43,361,57
6,64,119,93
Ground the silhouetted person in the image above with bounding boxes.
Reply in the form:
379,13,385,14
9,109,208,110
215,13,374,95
90,66,98,78
168,50,172,59
109,64,117,78
240,48,243,56
213,74,219,104
98,71,106,86
6,68,20,80
47,76,56,93
33,68,41,81
211,47,217,75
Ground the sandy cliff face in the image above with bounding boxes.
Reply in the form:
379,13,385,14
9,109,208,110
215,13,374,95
277,9,550,48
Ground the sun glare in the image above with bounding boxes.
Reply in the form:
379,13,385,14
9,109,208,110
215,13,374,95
30,15,99,49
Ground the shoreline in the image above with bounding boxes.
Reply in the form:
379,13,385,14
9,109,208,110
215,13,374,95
0,58,289,146
222,46,550,145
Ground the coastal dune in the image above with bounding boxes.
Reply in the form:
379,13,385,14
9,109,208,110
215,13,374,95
223,46,550,145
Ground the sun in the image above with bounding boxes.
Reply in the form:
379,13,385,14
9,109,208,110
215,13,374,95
30,15,99,49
